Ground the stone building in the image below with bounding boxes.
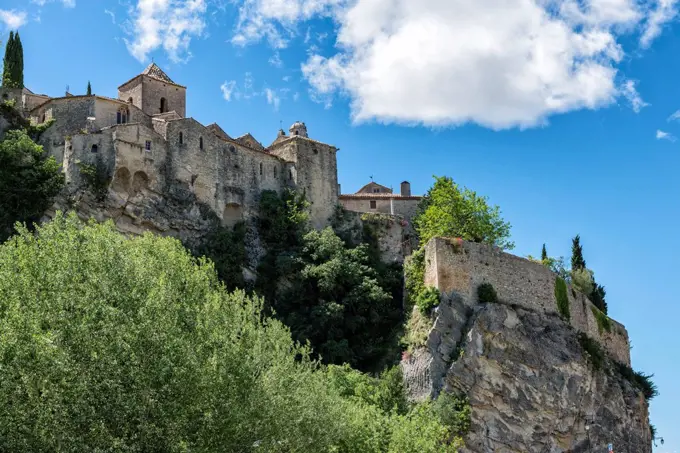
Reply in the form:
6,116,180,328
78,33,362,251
339,180,422,224
5,63,339,232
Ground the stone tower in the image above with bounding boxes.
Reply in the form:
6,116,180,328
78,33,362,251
289,121,308,137
118,63,186,118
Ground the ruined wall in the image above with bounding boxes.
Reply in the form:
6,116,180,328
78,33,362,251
270,137,338,228
424,238,631,365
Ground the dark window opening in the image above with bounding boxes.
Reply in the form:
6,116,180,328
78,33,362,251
199,137,203,150
91,144,98,153
145,141,151,151
313,148,318,154
259,162,263,175
128,97,133,104
40,114,46,123
160,97,167,113
289,170,293,180
179,132,183,144
294,131,299,136
373,188,380,193
117,111,121,124
229,145,236,153
370,200,377,209
274,167,277,178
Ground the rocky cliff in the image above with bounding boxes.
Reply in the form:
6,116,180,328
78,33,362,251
402,238,652,453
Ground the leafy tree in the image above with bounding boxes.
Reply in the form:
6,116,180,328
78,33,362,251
571,267,595,295
0,129,64,242
195,221,247,291
415,176,514,250
0,213,457,452
571,234,586,271
541,243,548,261
590,283,608,314
276,227,403,370
87,80,92,95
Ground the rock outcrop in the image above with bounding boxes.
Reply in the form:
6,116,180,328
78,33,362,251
402,238,651,453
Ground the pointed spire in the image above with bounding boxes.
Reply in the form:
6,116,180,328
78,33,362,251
141,62,175,84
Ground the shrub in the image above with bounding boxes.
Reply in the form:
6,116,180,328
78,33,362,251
403,305,432,351
77,160,111,201
591,305,612,334
417,286,441,314
578,333,605,371
432,392,472,436
614,362,659,401
404,246,426,311
571,267,595,295
477,282,498,303
195,221,247,291
554,277,570,321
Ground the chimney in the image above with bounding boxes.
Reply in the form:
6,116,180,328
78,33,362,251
400,181,411,197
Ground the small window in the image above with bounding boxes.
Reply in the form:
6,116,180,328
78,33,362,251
117,111,121,124
40,114,46,123
259,162,263,176
91,144,98,153
294,131,299,136
373,188,380,193
289,170,293,180
313,148,318,155
274,167,277,178
145,141,151,151
229,145,236,153
179,132,183,144
370,200,377,209
160,97,167,113
128,97,133,104
199,137,203,150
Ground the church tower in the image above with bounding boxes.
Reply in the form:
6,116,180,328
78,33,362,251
118,63,186,118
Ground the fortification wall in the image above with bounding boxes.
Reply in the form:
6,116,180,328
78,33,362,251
424,237,631,365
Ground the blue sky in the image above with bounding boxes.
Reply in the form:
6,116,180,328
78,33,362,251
1,0,679,450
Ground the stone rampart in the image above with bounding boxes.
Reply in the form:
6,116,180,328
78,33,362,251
424,237,631,365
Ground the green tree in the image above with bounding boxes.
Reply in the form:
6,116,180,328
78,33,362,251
541,243,548,261
86,80,92,95
13,32,23,89
0,129,64,241
415,176,514,250
571,234,586,271
0,213,456,452
1,31,23,89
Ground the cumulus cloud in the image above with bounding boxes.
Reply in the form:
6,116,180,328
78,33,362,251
125,0,207,63
231,0,669,129
640,0,679,48
0,10,28,29
656,129,676,141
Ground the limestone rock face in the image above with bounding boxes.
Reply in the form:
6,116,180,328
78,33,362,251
403,298,651,453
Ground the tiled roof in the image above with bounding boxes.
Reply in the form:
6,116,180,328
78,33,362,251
142,63,175,84
339,193,422,201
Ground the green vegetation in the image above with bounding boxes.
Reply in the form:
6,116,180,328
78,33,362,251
255,190,403,371
432,392,472,437
571,267,595,295
477,282,498,303
404,246,426,310
1,31,24,89
554,276,571,321
570,235,608,314
77,160,111,201
0,213,461,452
414,176,514,250
0,129,64,242
571,234,587,271
541,243,548,261
577,333,605,371
613,362,659,402
87,81,92,95
416,286,441,314
591,305,612,334
195,221,247,291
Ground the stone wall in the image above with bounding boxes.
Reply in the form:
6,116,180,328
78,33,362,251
424,237,631,365
136,76,186,118
340,197,420,221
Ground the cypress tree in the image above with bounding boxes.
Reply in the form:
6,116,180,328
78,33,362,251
571,235,586,271
2,31,16,88
87,81,92,96
541,243,548,261
13,32,23,88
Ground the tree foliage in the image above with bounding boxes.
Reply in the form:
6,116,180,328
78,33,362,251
0,129,64,242
571,234,586,271
87,81,92,95
195,221,247,291
0,213,458,452
1,31,23,89
415,176,514,250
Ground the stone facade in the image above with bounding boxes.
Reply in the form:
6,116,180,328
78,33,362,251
339,180,421,228
20,63,339,235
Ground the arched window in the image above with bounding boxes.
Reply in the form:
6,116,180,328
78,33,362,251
91,144,99,153
179,132,183,144
294,130,299,136
127,97,133,104
199,137,203,150
117,107,130,125
160,97,167,113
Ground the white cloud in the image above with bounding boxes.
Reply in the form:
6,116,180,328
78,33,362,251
282,75,291,82
640,0,679,48
220,80,237,101
231,0,669,129
104,9,116,24
265,87,281,110
620,79,649,113
667,109,680,121
125,0,207,63
31,0,76,7
0,10,28,29
656,129,676,141
268,51,283,67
